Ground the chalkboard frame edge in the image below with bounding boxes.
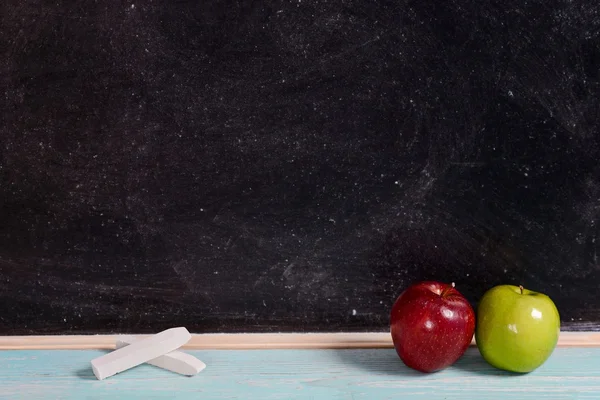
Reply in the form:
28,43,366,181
1,331,599,350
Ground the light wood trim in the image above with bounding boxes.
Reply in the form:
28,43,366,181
0,331,599,350
0,333,389,350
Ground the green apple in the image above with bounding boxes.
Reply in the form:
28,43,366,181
475,284,560,373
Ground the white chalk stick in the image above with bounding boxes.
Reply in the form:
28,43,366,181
115,335,206,376
90,327,191,380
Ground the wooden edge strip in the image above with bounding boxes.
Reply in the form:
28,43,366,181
0,331,599,350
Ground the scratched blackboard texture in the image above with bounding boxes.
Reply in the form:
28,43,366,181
1,0,599,334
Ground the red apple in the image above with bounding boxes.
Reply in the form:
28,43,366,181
390,281,475,373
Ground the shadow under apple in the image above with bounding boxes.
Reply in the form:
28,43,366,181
451,347,524,377
334,347,523,378
333,348,433,377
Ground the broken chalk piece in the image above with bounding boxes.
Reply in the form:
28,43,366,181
115,335,206,376
90,327,191,380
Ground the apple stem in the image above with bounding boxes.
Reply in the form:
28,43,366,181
519,285,524,294
440,283,455,298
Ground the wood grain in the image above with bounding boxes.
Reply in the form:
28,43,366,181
1,331,600,350
1,347,599,399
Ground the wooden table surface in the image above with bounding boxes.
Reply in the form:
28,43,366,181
1,347,598,399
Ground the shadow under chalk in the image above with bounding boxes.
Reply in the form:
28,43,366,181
75,350,110,380
75,367,97,380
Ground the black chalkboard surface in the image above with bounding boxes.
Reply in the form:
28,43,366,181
1,0,599,334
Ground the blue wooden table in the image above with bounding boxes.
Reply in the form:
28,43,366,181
1,347,598,399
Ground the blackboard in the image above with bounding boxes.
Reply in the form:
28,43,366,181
1,0,599,334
